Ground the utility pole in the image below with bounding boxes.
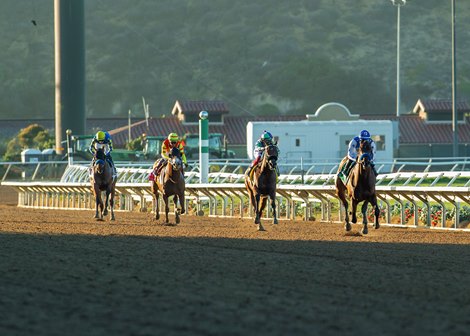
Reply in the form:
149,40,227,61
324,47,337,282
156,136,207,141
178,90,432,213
54,0,85,155
391,0,406,117
451,0,458,157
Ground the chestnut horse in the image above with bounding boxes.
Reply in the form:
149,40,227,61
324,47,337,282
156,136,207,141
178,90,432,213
335,139,379,234
245,144,279,231
90,147,116,221
150,147,185,224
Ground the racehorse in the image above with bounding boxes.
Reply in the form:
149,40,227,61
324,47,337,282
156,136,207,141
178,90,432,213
90,147,116,221
245,144,279,231
150,147,185,224
335,139,380,234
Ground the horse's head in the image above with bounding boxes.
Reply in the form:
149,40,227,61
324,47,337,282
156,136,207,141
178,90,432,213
169,147,183,171
263,144,279,171
358,139,372,169
94,148,106,174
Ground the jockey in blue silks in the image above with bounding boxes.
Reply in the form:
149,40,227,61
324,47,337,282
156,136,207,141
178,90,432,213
338,129,377,182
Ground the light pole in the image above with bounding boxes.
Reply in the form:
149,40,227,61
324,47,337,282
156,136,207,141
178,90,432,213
391,0,406,117
451,0,458,157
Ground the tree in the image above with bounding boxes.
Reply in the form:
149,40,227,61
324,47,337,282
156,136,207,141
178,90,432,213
3,124,54,161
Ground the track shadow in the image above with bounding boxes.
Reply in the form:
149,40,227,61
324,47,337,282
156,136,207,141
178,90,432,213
1,232,469,335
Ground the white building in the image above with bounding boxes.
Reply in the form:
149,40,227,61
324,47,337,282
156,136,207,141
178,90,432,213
247,103,396,164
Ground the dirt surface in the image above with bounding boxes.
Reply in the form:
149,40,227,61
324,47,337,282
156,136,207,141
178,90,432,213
2,191,470,335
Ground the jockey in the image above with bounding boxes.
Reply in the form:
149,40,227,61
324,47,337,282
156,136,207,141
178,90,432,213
89,130,117,176
338,129,377,182
246,130,277,177
151,133,187,179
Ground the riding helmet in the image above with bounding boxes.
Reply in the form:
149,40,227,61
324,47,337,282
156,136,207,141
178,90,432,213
359,130,371,139
96,131,106,141
168,133,179,142
261,131,273,142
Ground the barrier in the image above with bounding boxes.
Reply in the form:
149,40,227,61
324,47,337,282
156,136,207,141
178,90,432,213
3,163,470,230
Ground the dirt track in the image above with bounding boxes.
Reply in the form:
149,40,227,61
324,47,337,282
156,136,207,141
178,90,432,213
1,187,470,335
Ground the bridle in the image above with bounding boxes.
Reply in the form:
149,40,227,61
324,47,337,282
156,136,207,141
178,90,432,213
264,144,279,171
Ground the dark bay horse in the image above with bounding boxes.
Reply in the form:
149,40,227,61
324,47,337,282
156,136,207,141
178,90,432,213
245,144,279,231
90,147,116,221
335,140,379,234
150,147,185,224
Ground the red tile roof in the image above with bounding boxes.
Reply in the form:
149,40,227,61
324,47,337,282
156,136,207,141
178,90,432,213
362,114,470,144
109,115,306,147
172,100,229,115
413,99,470,113
108,112,470,148
398,114,470,144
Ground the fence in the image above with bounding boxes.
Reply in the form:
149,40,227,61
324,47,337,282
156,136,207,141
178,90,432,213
2,160,470,230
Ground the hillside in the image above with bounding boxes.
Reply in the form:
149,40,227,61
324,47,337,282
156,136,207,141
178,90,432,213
1,0,469,120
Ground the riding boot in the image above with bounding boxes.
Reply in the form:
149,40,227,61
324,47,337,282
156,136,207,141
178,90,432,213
371,163,378,176
107,156,117,177
246,157,260,177
339,159,355,183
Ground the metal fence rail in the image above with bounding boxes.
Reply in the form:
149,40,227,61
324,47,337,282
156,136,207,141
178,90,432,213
3,168,470,230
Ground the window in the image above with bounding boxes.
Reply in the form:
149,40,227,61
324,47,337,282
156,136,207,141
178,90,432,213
295,138,300,147
372,135,386,151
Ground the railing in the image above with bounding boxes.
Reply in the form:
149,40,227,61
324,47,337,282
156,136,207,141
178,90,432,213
3,161,470,231
3,157,470,182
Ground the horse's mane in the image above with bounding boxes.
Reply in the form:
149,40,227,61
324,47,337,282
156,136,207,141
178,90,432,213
95,147,106,161
170,146,181,158
264,144,279,158
359,139,372,154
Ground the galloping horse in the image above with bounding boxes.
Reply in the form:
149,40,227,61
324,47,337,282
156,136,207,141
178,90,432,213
150,147,185,224
90,147,116,221
335,140,379,234
245,144,279,231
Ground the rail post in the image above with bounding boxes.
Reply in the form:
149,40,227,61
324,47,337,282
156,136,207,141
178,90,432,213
199,111,209,183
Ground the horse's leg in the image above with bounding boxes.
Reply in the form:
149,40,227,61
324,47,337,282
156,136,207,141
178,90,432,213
371,196,380,229
351,199,359,224
360,201,368,235
93,193,100,219
337,188,351,231
103,190,109,217
163,194,170,223
95,190,104,220
258,197,267,231
179,192,185,215
173,195,180,224
109,186,115,221
270,192,278,224
254,193,261,225
154,191,160,220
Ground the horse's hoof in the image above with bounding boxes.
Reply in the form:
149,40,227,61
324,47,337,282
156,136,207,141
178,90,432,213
362,226,368,235
180,208,185,214
273,218,279,225
345,222,352,231
110,216,115,221
374,222,380,230
175,217,180,224
257,224,265,231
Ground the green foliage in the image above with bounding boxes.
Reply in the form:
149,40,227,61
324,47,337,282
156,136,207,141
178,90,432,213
126,135,145,151
1,1,470,119
3,124,54,161
255,104,282,116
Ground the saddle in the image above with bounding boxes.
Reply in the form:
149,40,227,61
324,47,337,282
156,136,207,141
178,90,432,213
149,158,168,182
